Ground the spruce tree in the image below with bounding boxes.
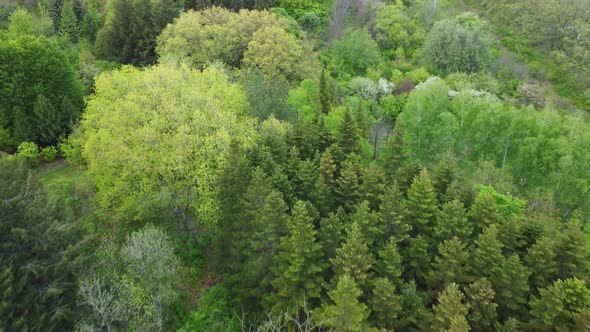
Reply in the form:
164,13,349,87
296,159,318,201
427,237,471,292
270,201,325,314
406,168,438,237
530,278,590,331
319,208,346,260
378,123,407,182
350,200,381,247
311,176,333,217
472,225,504,279
358,161,385,211
319,149,337,186
493,255,530,320
465,278,498,332
336,156,360,212
331,222,374,289
469,191,501,232
355,100,368,139
59,0,79,42
379,181,410,244
375,238,403,286
369,277,401,330
338,105,357,155
319,68,331,114
404,235,432,286
434,199,473,244
432,283,470,332
524,236,557,291
433,151,457,199
80,9,99,41
33,94,61,146
320,275,371,332
554,218,589,280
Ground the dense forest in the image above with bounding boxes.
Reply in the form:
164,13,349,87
1,0,590,331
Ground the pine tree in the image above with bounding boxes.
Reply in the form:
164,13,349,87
355,100,368,139
530,278,590,331
369,277,401,330
319,68,331,114
59,0,79,42
427,237,471,292
375,238,403,286
472,225,504,279
524,236,557,291
378,123,407,182
270,201,325,314
296,159,318,201
12,106,34,143
336,156,360,212
432,283,470,332
358,161,385,211
33,94,61,146
469,191,501,232
319,208,346,260
338,105,358,154
379,181,410,244
319,149,337,186
331,223,374,289
465,278,497,332
350,200,381,247
406,168,438,237
396,281,430,331
433,151,457,199
554,218,589,280
80,9,99,42
404,235,432,286
310,176,333,217
434,199,472,244
320,275,371,332
493,254,530,320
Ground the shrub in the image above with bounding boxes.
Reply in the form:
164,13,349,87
41,146,58,162
17,141,39,166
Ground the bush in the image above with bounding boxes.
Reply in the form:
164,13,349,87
17,141,39,166
41,146,58,162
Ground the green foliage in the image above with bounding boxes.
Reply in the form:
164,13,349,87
530,278,590,331
0,34,83,150
406,168,438,237
374,3,424,60
432,283,470,332
320,274,371,331
40,145,58,162
242,66,291,120
331,222,373,289
60,0,79,42
423,17,493,75
465,278,498,331
327,28,381,78
7,6,53,37
16,141,39,166
180,285,238,331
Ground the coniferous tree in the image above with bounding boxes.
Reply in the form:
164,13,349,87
320,275,371,332
270,201,325,314
331,222,374,289
355,100,368,139
358,161,385,211
524,236,557,292
80,8,99,41
469,191,501,232
350,200,381,247
404,235,432,286
337,156,360,212
406,168,438,237
375,237,403,286
432,283,470,332
319,208,347,260
472,225,504,278
338,105,357,154
60,0,79,42
379,181,410,244
427,237,471,292
369,277,401,330
554,218,589,280
433,151,457,199
319,149,337,186
319,68,331,114
378,123,407,182
296,159,318,201
434,199,472,243
311,176,334,217
33,94,61,146
465,278,498,332
493,255,530,320
396,281,430,331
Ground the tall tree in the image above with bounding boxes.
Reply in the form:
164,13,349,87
369,277,401,330
406,168,438,237
338,105,358,154
330,223,374,290
427,237,471,292
319,68,331,114
270,201,325,314
524,236,557,292
554,218,589,280
59,0,79,42
434,199,472,243
379,181,410,244
465,278,497,332
320,275,371,332
375,237,403,286
432,283,470,332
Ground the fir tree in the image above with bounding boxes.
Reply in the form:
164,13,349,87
524,236,557,291
379,181,410,244
59,0,79,42
358,161,385,211
350,200,381,247
369,277,401,330
336,156,360,212
406,168,438,237
427,237,471,292
432,283,470,332
378,123,407,182
319,68,331,114
465,278,498,332
493,255,530,320
554,218,589,280
375,238,403,286
33,95,61,146
331,223,374,289
296,159,318,201
319,149,337,186
338,105,357,154
404,235,432,286
320,275,371,332
434,199,472,244
472,225,504,278
530,278,590,331
433,151,457,199
80,9,99,42
270,201,325,314
319,208,346,260
355,100,368,139
469,191,501,232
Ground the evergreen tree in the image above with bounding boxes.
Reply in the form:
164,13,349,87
378,123,407,182
493,255,530,320
404,235,432,286
554,218,589,280
12,106,34,144
59,0,79,42
395,281,430,331
433,151,457,199
472,225,504,278
350,200,381,247
270,201,325,314
379,181,410,244
319,68,331,114
375,237,403,286
432,283,470,332
337,156,360,212
434,199,472,244
358,162,385,211
406,168,438,237
319,208,347,260
331,223,374,289
33,94,61,146
79,10,99,42
296,159,318,201
465,278,497,332
319,149,337,186
311,176,334,217
427,237,471,292
369,277,401,330
469,191,501,232
524,236,557,291
320,275,371,332
338,105,358,154
355,100,368,138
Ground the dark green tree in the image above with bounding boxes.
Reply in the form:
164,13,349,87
320,275,371,332
331,222,374,290
432,283,470,332
493,255,530,320
554,218,589,280
33,94,62,146
369,277,401,330
465,278,498,332
404,235,432,286
270,201,325,314
433,151,457,199
406,168,438,237
434,199,472,243
337,105,358,154
80,8,99,41
524,236,557,292
358,162,385,211
375,237,403,286
336,156,360,212
350,200,381,247
472,225,504,278
319,68,331,114
379,181,410,244
378,124,408,182
59,0,79,42
427,237,471,292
